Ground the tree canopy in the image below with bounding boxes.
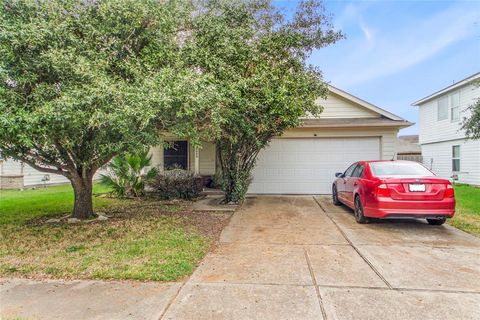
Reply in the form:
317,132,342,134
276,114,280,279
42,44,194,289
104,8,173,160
0,0,220,218
462,81,480,139
184,0,342,202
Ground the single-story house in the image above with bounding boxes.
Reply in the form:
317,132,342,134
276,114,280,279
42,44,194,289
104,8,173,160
396,135,422,162
413,72,480,185
149,85,412,194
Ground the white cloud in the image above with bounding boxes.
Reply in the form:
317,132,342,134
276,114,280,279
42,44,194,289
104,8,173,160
320,2,480,88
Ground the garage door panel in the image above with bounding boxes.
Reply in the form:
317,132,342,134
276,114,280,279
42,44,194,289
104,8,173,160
248,137,380,194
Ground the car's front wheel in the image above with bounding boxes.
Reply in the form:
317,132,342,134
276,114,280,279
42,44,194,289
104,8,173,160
354,195,369,224
427,217,447,225
332,184,341,206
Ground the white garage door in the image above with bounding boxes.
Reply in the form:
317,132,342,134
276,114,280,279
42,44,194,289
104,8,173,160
248,137,380,194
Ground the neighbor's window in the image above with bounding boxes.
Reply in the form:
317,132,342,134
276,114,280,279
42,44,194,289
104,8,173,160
370,162,434,177
452,145,460,172
451,92,460,121
437,96,448,121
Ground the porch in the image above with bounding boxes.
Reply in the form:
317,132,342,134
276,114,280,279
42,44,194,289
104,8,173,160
149,140,217,177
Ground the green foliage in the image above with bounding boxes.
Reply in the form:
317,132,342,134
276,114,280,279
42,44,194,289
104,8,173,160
150,168,202,200
101,150,157,198
448,184,480,236
462,98,480,139
0,0,221,217
184,0,342,202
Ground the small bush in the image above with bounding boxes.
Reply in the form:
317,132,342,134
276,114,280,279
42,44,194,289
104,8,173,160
208,172,224,189
150,169,203,200
101,150,157,198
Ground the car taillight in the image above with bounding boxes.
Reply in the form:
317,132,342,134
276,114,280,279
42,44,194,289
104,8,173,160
376,184,390,197
445,184,455,198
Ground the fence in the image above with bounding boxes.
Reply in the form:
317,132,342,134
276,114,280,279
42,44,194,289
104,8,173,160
397,154,423,163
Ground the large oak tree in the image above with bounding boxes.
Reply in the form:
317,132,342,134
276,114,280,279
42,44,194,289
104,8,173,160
184,0,342,202
0,0,220,218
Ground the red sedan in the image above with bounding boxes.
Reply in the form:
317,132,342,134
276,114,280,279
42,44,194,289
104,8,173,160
332,160,455,225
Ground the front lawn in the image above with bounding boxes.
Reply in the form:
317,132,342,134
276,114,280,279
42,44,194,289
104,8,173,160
0,184,119,225
449,184,480,237
0,184,230,281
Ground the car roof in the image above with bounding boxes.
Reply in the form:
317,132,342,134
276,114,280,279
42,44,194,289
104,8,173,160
362,160,419,164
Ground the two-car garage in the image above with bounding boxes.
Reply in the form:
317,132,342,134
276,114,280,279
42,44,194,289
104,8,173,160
248,137,381,194
246,85,412,195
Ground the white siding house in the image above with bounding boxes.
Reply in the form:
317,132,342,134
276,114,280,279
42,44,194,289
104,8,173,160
0,157,105,189
413,72,480,185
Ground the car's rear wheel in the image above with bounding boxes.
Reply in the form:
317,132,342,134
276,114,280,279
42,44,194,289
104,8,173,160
332,184,341,206
354,196,369,224
427,217,447,225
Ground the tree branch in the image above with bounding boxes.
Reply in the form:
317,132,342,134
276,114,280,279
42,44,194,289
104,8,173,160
20,157,71,178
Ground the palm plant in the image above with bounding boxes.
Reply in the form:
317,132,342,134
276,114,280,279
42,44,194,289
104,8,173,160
101,150,157,197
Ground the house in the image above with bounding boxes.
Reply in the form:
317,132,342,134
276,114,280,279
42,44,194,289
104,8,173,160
149,85,412,194
0,156,105,189
413,72,480,185
396,135,422,162
0,158,71,189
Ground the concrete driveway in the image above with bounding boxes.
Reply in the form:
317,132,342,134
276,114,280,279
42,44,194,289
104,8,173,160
2,195,480,319
163,195,480,320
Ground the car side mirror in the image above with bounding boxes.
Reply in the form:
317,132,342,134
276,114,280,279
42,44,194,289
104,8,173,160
335,172,344,178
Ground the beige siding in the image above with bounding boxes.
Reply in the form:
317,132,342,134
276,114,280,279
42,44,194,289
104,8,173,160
149,145,164,169
199,142,216,175
149,141,216,175
313,92,379,119
280,127,398,160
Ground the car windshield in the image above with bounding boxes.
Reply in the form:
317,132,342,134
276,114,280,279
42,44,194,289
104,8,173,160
369,162,434,177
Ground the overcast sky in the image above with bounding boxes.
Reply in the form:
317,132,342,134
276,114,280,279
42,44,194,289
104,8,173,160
279,0,480,135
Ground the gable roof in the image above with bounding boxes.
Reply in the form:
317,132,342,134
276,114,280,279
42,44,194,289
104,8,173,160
412,72,480,106
328,85,405,121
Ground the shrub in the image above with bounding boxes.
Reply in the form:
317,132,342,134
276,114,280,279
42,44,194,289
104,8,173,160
101,151,157,198
150,168,203,200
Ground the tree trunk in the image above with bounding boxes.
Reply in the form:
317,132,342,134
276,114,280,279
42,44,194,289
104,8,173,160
71,175,94,219
218,142,256,204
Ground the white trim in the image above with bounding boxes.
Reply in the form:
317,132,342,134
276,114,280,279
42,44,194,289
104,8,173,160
412,72,480,106
327,85,405,121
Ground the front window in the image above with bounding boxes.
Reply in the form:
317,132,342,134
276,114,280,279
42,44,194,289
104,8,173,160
452,145,460,172
437,96,448,121
369,162,434,177
164,141,188,170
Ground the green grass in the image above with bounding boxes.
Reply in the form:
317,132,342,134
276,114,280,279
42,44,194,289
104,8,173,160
449,184,480,237
0,184,120,225
0,184,220,281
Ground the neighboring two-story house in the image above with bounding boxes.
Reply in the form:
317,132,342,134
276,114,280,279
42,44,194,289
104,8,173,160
413,72,480,185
